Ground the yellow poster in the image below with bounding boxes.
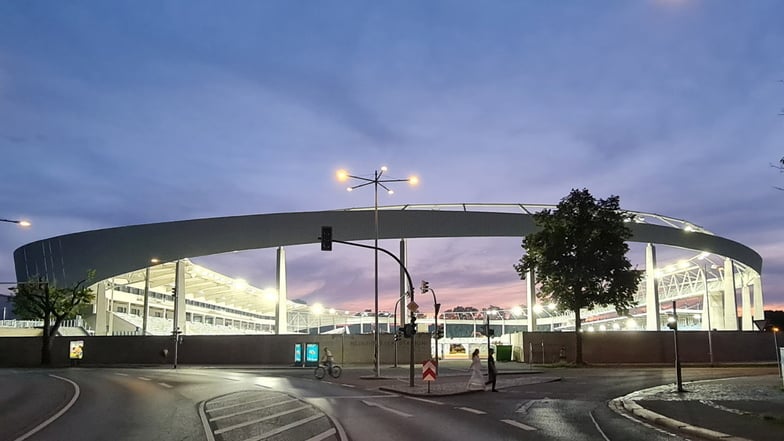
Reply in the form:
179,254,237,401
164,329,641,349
69,340,84,360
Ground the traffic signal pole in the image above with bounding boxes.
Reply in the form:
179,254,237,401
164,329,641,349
320,229,418,387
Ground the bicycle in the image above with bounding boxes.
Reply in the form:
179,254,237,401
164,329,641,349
314,363,342,379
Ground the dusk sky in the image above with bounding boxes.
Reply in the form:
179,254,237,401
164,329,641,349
1,1,783,315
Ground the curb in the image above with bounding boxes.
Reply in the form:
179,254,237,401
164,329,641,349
617,399,752,441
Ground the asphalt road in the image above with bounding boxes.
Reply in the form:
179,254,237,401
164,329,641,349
0,365,776,441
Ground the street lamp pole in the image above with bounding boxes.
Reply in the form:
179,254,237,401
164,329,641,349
337,167,418,378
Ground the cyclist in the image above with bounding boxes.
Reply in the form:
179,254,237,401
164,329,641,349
322,347,334,373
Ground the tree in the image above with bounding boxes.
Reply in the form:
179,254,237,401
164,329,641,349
514,189,643,365
11,272,95,365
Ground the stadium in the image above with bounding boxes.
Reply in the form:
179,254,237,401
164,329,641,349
8,204,764,351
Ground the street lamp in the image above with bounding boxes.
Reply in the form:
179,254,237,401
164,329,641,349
337,166,418,377
533,303,555,331
312,303,324,335
1,218,31,227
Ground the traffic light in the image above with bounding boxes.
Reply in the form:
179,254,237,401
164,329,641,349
171,287,177,297
436,325,444,339
409,315,417,337
420,280,429,293
394,328,402,341
667,317,678,330
320,226,332,251
488,327,495,336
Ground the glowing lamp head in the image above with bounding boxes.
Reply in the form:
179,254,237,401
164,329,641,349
336,170,349,182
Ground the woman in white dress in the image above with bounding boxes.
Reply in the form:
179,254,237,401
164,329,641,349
467,349,485,390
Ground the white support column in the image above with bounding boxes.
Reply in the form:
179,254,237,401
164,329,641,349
174,260,187,335
276,246,288,334
526,269,536,331
741,282,752,331
753,275,764,324
400,239,408,332
723,258,738,331
94,281,108,336
142,266,150,335
645,243,660,331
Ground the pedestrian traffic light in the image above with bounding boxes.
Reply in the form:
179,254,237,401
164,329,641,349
420,280,429,293
403,323,415,338
320,226,332,251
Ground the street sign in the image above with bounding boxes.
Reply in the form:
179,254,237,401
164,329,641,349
407,301,419,312
753,319,768,331
422,359,437,382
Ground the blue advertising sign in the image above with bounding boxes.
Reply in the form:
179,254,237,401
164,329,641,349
294,343,302,364
306,343,319,366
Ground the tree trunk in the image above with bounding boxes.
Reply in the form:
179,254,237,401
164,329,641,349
40,315,64,366
574,308,584,365
41,316,52,366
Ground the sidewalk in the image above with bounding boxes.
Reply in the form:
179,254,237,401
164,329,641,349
615,374,784,441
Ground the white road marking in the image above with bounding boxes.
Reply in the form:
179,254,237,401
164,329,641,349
114,372,129,377
215,405,310,434
589,411,611,441
158,382,173,388
501,419,537,431
304,427,337,441
404,396,444,405
341,383,356,388
516,400,535,414
362,400,413,417
239,413,324,441
457,407,486,415
207,396,281,413
138,376,152,381
14,375,80,441
307,394,400,400
210,399,298,422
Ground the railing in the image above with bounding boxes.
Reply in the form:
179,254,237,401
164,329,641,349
0,316,92,331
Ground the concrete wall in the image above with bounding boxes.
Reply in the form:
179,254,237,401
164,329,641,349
0,333,432,368
1,331,776,368
522,331,777,364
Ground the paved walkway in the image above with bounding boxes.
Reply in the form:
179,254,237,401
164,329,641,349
616,374,784,441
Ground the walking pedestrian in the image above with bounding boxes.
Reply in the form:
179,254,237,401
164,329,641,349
467,348,484,390
485,348,498,392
